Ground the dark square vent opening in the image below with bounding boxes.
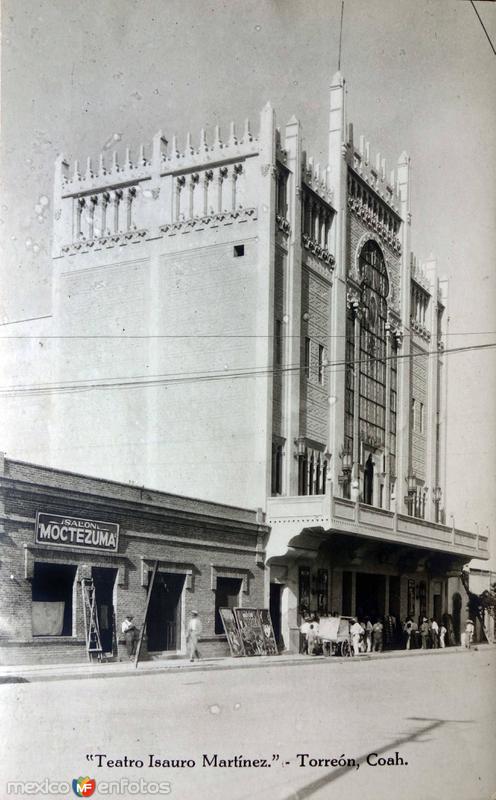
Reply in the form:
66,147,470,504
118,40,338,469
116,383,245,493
233,244,245,257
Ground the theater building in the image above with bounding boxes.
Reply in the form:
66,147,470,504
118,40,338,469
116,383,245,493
0,72,489,656
0,456,268,665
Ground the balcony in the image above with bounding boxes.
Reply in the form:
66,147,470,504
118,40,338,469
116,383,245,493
266,490,489,563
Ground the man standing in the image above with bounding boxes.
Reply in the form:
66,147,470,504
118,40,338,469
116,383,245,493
350,618,364,656
364,617,373,653
372,619,383,652
430,618,439,649
187,610,203,662
403,617,414,650
420,617,430,649
299,615,311,654
465,618,475,649
121,614,139,660
439,622,447,648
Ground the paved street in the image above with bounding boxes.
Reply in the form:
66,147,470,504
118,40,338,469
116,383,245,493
1,648,495,800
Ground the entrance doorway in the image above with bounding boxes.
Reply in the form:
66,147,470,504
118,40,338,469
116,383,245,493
270,583,283,650
356,572,386,621
147,572,185,652
92,567,117,654
433,592,442,622
452,592,462,645
342,571,353,616
389,575,401,619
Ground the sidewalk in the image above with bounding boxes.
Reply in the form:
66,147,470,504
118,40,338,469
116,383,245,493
1,643,493,684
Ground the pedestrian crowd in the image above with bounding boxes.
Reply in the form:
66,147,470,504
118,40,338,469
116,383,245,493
299,611,476,656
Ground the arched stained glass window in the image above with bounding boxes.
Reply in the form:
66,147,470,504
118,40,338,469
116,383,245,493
358,241,389,448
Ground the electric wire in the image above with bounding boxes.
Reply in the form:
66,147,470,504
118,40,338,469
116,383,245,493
0,341,494,399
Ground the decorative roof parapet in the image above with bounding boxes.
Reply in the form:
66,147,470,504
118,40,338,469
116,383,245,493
160,122,259,173
345,124,401,214
275,127,288,166
58,119,261,198
410,253,431,292
301,153,333,206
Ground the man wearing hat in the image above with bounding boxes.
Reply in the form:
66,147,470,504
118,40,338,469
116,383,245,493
187,610,203,662
121,614,140,660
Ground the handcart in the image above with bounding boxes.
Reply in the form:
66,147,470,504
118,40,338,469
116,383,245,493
318,615,354,657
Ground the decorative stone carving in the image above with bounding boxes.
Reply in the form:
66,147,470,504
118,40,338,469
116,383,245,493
348,195,401,254
410,318,431,343
159,206,257,235
61,228,148,254
301,233,335,267
276,214,291,235
346,286,362,316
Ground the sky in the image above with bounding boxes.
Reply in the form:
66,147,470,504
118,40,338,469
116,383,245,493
0,0,495,560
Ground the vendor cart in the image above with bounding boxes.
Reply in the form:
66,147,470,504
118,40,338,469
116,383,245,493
318,615,354,657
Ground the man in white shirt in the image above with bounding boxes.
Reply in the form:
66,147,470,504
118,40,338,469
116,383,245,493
121,614,139,659
299,617,311,654
187,610,203,661
430,618,439,649
350,618,364,656
465,619,475,649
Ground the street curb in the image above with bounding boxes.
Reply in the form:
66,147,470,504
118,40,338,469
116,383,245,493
0,643,494,685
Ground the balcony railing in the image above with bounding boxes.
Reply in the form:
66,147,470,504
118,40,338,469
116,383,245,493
266,490,489,562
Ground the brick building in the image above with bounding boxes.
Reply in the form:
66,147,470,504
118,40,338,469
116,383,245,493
0,72,489,657
0,456,267,665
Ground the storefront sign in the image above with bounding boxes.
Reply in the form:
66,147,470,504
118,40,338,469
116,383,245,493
35,512,119,552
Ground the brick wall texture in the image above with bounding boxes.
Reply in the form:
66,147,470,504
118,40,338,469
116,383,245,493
0,459,267,666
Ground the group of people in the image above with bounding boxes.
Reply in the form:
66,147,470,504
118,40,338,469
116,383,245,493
403,617,447,650
300,611,477,656
404,616,475,650
300,613,386,656
299,615,321,655
121,610,203,661
349,617,385,654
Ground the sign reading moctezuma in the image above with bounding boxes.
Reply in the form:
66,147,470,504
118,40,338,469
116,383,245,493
35,512,119,552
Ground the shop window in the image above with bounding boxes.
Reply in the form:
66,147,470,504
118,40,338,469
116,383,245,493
32,563,77,636
215,577,242,634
